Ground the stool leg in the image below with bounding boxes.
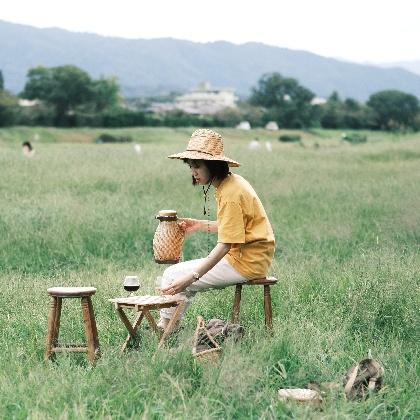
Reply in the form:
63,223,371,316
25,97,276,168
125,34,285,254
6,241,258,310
263,285,273,332
53,297,62,347
87,298,100,354
45,296,59,362
158,301,186,349
231,285,242,324
81,297,97,365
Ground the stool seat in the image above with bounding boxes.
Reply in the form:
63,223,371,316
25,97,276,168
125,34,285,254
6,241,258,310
243,276,278,286
47,287,97,297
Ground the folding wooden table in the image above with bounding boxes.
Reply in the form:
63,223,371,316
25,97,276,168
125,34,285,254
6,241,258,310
109,295,186,353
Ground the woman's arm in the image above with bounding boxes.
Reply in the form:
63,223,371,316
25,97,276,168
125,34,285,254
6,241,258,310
160,242,230,295
178,218,218,234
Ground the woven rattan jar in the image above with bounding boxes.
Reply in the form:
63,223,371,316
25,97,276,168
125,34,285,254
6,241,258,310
153,210,185,264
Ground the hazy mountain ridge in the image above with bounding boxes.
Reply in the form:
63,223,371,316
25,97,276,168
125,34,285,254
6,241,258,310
379,60,420,76
1,20,420,101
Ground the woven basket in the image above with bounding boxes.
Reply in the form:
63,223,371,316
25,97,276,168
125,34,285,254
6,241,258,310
192,316,221,363
153,210,185,264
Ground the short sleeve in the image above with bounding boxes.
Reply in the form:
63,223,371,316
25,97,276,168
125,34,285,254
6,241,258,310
217,201,246,244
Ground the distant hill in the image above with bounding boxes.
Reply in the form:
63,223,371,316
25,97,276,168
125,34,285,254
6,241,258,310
2,20,420,101
379,60,420,77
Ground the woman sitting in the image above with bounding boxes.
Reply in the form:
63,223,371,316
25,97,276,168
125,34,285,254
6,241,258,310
158,129,275,329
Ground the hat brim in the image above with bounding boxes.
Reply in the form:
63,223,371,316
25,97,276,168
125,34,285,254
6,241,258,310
168,150,240,167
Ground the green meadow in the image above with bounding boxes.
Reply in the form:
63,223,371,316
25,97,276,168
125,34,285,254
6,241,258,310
0,127,419,419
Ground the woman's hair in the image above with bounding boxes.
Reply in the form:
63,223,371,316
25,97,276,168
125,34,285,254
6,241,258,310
22,141,33,151
184,159,230,185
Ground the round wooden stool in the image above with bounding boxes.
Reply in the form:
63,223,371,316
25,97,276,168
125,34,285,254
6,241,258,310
45,287,100,364
231,277,278,331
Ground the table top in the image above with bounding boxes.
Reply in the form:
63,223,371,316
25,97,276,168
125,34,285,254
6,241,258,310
110,294,186,309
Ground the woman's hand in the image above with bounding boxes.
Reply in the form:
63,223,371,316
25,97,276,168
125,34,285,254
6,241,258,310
160,273,193,295
178,218,202,235
160,243,231,296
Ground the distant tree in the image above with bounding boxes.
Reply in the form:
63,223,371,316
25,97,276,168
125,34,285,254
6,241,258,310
238,102,266,127
0,90,18,126
344,98,360,111
21,65,94,125
212,107,243,127
91,76,120,111
0,68,17,125
367,90,419,130
101,108,147,127
328,91,341,103
212,102,266,127
320,93,343,128
321,94,376,129
249,72,316,128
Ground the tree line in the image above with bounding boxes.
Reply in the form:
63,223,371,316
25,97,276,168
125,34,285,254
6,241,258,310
0,66,419,130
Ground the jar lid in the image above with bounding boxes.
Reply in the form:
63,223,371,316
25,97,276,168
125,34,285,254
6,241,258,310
158,210,177,217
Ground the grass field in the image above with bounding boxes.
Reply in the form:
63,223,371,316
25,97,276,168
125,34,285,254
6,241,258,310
0,127,419,419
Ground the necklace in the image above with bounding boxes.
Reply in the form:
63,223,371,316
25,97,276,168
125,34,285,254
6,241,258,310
202,178,213,256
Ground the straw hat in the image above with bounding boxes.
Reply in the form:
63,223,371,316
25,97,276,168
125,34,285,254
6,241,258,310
168,129,240,167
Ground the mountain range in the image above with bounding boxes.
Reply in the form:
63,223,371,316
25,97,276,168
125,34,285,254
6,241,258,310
379,61,420,77
1,19,420,101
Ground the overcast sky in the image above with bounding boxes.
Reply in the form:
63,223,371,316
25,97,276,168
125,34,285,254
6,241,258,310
2,0,419,63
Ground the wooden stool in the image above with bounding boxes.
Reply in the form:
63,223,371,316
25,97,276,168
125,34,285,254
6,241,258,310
45,287,100,365
231,277,278,331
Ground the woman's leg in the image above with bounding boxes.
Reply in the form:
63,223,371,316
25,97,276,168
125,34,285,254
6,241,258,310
159,258,247,322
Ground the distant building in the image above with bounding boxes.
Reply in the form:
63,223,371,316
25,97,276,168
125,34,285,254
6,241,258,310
236,121,251,130
18,99,40,107
265,121,279,130
175,82,237,114
148,102,176,113
150,82,238,115
311,97,327,106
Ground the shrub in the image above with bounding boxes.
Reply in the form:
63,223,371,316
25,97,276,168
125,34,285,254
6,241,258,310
279,134,301,142
341,133,367,144
102,109,146,127
95,133,132,143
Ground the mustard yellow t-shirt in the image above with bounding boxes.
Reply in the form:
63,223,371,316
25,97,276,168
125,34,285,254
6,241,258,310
215,174,275,279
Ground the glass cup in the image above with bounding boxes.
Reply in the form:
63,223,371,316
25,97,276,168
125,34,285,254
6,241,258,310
155,276,163,295
123,275,140,296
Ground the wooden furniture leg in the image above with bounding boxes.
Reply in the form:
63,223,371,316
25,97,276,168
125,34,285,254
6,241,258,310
144,309,160,335
87,297,100,354
117,309,145,353
263,285,273,332
81,297,97,364
158,302,186,348
52,297,62,347
45,296,59,362
231,284,242,323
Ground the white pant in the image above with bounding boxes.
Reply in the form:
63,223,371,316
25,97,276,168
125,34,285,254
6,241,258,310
160,257,247,320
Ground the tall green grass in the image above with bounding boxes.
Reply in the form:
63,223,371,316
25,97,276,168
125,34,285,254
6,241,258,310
0,127,419,418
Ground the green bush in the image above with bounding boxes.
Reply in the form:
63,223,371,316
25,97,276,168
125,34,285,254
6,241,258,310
279,134,301,142
102,109,147,127
341,133,367,144
95,133,132,143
